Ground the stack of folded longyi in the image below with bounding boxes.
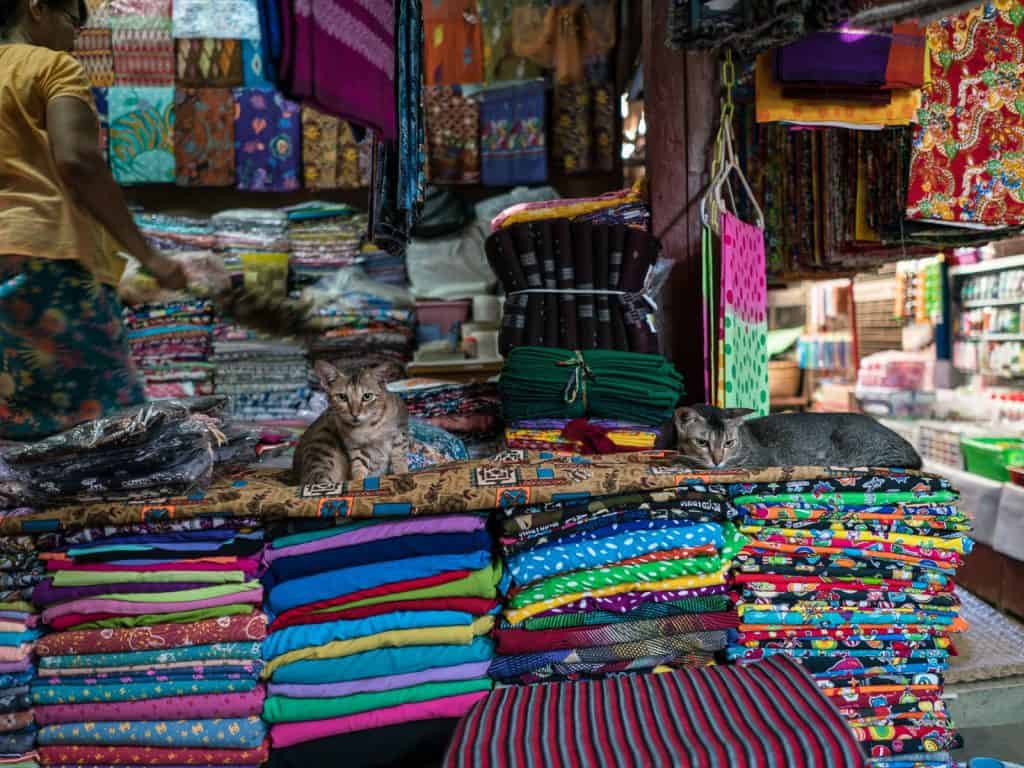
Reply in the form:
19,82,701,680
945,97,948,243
29,520,270,768
261,515,502,768
491,488,744,684
726,469,969,768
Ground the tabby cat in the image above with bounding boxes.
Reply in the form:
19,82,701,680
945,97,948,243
293,362,411,485
674,405,922,469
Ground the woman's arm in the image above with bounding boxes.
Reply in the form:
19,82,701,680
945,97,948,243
46,95,186,290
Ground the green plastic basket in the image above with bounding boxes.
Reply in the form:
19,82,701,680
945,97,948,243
961,437,1024,482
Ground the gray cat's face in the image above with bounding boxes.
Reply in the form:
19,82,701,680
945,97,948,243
316,362,391,427
674,406,753,468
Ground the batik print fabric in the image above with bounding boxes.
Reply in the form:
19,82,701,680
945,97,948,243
233,88,301,192
479,81,546,186
107,86,174,183
0,259,144,441
174,88,236,187
73,28,115,87
301,108,373,190
727,473,969,761
424,86,480,185
423,0,483,85
478,0,541,83
175,38,244,87
908,4,1024,226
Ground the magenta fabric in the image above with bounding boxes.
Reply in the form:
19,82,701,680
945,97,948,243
35,689,266,725
41,588,263,624
267,661,491,699
287,0,396,139
269,691,488,748
33,580,214,606
265,517,486,563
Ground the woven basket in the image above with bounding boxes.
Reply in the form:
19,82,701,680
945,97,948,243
768,360,801,398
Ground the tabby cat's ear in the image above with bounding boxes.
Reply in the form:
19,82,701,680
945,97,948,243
315,361,343,389
721,408,755,423
674,407,704,432
366,363,398,384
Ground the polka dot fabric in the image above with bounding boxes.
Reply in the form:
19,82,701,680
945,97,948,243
720,213,769,416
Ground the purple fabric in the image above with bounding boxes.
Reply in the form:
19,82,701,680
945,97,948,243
267,661,491,699
265,516,486,563
0,660,31,674
289,0,396,139
775,30,892,85
531,584,732,617
33,579,213,607
233,88,301,191
41,587,263,624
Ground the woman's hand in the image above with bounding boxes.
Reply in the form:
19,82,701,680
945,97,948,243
143,252,188,292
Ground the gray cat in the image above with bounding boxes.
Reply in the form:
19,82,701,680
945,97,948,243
673,405,922,470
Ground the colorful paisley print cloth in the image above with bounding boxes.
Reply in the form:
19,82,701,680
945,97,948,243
38,741,269,766
424,85,480,185
908,3,1024,225
0,259,144,441
300,107,373,190
38,717,266,749
173,88,235,186
233,88,301,192
479,81,547,186
107,86,175,184
174,39,244,87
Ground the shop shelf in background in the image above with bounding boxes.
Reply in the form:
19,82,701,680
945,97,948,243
961,437,1024,482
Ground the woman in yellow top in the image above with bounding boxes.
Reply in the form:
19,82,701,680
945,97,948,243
0,0,185,440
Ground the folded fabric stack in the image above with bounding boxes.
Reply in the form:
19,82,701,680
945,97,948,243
285,205,368,281
123,300,216,400
504,418,664,455
726,469,970,767
486,215,660,355
500,347,684,426
136,212,218,255
260,515,502,768
212,209,290,277
358,243,408,288
30,521,270,768
0,537,45,767
391,380,502,459
305,271,417,374
491,488,745,684
213,335,315,427
446,655,865,768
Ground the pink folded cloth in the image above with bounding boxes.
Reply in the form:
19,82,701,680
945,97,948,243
269,692,489,748
0,621,29,633
0,645,31,663
36,689,266,725
41,588,263,624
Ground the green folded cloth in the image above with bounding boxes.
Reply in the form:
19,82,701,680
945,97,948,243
500,348,684,426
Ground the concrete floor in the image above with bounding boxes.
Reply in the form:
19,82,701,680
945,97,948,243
949,677,1024,762
957,725,1024,762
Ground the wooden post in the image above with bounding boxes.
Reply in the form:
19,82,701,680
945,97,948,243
643,0,719,405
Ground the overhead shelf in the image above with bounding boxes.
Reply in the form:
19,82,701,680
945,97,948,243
949,254,1024,277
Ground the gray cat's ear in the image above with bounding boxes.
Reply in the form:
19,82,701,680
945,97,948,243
674,407,704,432
722,408,755,423
315,361,343,389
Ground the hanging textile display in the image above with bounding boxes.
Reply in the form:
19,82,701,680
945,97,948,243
478,0,542,83
173,88,236,187
908,3,1024,227
704,53,768,414
175,38,244,87
720,212,769,414
422,0,484,85
172,0,262,40
73,28,115,87
479,81,547,186
301,108,374,190
107,85,175,184
108,0,174,86
424,85,481,185
233,88,301,192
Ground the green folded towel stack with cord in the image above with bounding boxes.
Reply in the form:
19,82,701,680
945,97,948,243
500,347,685,426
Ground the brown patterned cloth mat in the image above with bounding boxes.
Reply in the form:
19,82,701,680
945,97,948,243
0,450,945,534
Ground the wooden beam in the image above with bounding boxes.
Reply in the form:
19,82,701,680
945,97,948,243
643,0,718,404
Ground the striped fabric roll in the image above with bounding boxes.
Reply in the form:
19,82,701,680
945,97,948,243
444,655,865,768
